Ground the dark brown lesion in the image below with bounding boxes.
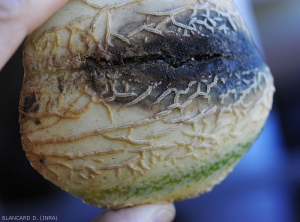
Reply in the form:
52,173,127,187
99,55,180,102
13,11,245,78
39,156,47,164
22,93,39,113
35,119,41,125
57,78,64,93
76,27,266,110
82,58,117,95
23,11,269,112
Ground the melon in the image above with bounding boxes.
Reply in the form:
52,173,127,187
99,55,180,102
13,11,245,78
20,0,275,209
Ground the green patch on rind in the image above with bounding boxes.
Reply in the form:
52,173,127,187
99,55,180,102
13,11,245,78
74,139,255,208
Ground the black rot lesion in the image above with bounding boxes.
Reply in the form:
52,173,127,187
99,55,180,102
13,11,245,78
39,156,47,164
82,57,120,95
57,78,64,93
22,93,39,113
76,26,266,108
35,119,41,125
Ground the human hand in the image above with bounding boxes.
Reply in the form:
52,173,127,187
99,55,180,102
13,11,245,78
0,1,176,221
93,203,175,222
0,0,68,69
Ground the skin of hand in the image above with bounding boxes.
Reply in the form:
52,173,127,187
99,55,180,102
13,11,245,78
93,203,175,222
0,0,68,69
0,1,176,221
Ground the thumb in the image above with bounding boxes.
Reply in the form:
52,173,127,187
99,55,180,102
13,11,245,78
92,203,176,222
0,0,68,69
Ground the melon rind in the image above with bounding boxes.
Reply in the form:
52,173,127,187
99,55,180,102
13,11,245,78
20,0,274,209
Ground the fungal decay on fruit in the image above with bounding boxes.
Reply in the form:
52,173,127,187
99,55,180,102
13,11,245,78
26,0,244,57
20,0,274,208
21,70,274,180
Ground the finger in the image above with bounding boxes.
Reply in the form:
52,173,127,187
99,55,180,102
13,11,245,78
92,203,176,222
0,0,68,69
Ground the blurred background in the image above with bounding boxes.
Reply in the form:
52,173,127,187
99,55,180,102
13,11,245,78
0,0,300,221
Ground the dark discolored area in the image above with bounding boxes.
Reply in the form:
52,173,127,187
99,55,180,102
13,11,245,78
35,119,41,125
23,93,39,113
81,28,267,108
39,157,47,164
57,78,64,93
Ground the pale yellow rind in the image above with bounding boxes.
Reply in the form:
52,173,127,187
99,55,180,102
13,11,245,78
20,0,274,209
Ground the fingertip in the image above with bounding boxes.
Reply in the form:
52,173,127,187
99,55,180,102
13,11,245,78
0,0,68,69
24,0,69,33
0,0,24,20
0,0,69,35
92,203,176,222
